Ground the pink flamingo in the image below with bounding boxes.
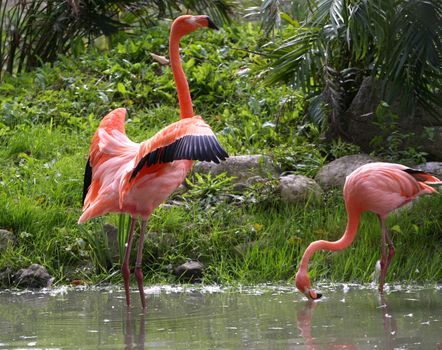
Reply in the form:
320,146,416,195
295,162,441,300
79,15,227,308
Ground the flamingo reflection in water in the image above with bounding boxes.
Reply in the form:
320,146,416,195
296,295,398,350
124,310,146,349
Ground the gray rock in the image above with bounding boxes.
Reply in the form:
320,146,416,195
193,155,280,184
14,264,53,288
315,154,376,190
0,229,14,252
174,260,203,282
279,174,323,204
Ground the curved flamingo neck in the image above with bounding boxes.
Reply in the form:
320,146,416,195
169,28,194,119
299,208,361,272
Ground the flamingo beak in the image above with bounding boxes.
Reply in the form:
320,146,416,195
305,289,322,300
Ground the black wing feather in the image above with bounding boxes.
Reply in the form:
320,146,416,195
402,168,434,182
202,136,212,161
82,157,92,205
194,136,203,160
130,135,228,181
402,168,426,176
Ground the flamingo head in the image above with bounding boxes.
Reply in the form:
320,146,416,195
172,15,218,36
295,270,322,300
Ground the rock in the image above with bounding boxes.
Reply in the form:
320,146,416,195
174,260,203,282
344,77,382,151
192,155,281,184
14,264,53,288
315,154,376,190
416,162,442,177
279,174,323,204
0,229,15,252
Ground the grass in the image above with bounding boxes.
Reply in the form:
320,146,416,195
88,190,442,286
0,21,441,288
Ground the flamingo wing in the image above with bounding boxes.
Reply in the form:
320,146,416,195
402,168,442,184
129,116,228,181
82,108,138,207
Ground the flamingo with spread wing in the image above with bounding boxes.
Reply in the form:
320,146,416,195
79,15,228,308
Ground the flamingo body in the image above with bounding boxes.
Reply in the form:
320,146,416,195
79,108,226,223
295,162,441,300
343,162,437,216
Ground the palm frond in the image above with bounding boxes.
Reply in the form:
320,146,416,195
381,0,442,112
0,0,234,81
266,27,322,89
264,0,442,136
260,0,282,36
178,0,233,25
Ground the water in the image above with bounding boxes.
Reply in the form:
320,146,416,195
0,284,441,349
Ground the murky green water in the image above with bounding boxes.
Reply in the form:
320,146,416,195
0,284,441,349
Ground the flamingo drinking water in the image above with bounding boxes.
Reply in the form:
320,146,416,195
295,162,441,300
79,15,228,308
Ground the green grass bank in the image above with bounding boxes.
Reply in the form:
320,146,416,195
0,22,441,287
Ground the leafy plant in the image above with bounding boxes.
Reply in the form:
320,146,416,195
0,0,234,81
81,222,114,274
262,0,442,137
244,0,308,37
328,138,361,160
184,172,236,208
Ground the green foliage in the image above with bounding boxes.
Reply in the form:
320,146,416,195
328,139,361,160
184,172,236,208
262,0,442,136
0,0,234,81
244,0,308,37
81,221,114,275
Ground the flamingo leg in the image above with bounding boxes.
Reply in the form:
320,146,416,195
378,215,395,293
134,219,147,309
122,218,137,307
384,224,395,268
